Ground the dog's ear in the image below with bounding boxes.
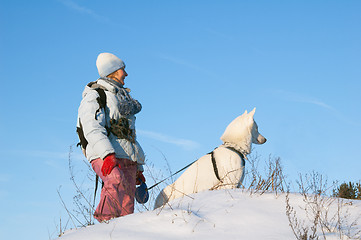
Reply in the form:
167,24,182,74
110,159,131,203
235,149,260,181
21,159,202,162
249,108,256,118
244,110,248,115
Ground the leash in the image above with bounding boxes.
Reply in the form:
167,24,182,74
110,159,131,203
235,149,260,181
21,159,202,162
147,159,198,191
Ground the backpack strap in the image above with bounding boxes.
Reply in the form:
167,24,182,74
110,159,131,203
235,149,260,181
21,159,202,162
86,82,108,120
94,88,106,120
93,174,104,209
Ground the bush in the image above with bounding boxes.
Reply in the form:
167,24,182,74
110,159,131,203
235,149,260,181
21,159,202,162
333,181,361,200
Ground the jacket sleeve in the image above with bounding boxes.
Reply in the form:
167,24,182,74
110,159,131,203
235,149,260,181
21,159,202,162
78,90,115,160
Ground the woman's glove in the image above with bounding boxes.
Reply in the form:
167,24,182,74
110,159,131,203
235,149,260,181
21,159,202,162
101,153,118,176
136,171,146,185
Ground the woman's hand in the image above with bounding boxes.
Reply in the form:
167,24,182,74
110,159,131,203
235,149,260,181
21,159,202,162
101,153,118,176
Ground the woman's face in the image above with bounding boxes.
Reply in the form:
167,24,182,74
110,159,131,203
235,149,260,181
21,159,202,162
112,68,128,86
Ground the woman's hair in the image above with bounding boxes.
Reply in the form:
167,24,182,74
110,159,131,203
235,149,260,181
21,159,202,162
106,70,118,80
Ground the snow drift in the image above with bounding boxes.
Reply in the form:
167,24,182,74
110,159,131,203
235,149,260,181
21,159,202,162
57,189,361,240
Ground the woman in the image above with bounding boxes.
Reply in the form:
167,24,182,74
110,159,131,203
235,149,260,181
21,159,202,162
77,52,146,222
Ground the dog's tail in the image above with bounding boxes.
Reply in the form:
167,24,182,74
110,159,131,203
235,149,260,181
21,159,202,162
154,189,169,209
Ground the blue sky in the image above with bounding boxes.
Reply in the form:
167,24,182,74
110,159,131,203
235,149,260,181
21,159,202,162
1,1,360,239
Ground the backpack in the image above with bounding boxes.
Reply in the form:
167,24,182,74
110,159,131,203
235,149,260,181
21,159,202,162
76,82,108,150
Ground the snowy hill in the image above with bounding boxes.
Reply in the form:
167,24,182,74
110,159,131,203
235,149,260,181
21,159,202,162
58,190,361,240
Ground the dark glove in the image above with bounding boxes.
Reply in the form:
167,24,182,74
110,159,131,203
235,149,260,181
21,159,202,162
101,153,118,176
136,171,146,185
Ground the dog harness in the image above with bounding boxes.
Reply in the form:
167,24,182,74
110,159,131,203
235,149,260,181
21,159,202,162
209,146,245,182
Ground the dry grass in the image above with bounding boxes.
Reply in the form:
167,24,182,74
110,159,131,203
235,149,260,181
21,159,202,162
285,172,361,240
241,152,287,195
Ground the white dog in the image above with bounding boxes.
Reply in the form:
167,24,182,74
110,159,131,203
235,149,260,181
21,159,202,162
154,108,267,209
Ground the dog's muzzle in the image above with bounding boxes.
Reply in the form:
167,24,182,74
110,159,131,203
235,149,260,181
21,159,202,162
257,135,267,144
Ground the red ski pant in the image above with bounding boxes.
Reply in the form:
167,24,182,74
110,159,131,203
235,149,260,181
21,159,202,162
91,157,137,222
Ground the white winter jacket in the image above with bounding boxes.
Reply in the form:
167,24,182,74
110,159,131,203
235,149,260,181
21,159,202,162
77,78,145,171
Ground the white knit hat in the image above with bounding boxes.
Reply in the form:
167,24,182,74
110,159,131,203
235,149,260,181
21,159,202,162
96,52,125,78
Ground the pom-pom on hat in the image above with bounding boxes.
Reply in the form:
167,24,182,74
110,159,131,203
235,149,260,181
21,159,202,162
96,52,125,78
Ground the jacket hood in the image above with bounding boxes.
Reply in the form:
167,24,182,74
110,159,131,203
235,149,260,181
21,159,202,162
82,79,117,98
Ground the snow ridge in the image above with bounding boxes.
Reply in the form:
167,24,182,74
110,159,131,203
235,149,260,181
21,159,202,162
58,189,361,240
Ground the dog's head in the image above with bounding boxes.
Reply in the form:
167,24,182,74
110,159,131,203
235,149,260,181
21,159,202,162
220,108,266,154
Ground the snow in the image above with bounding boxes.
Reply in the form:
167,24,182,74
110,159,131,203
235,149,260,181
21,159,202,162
57,189,361,240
